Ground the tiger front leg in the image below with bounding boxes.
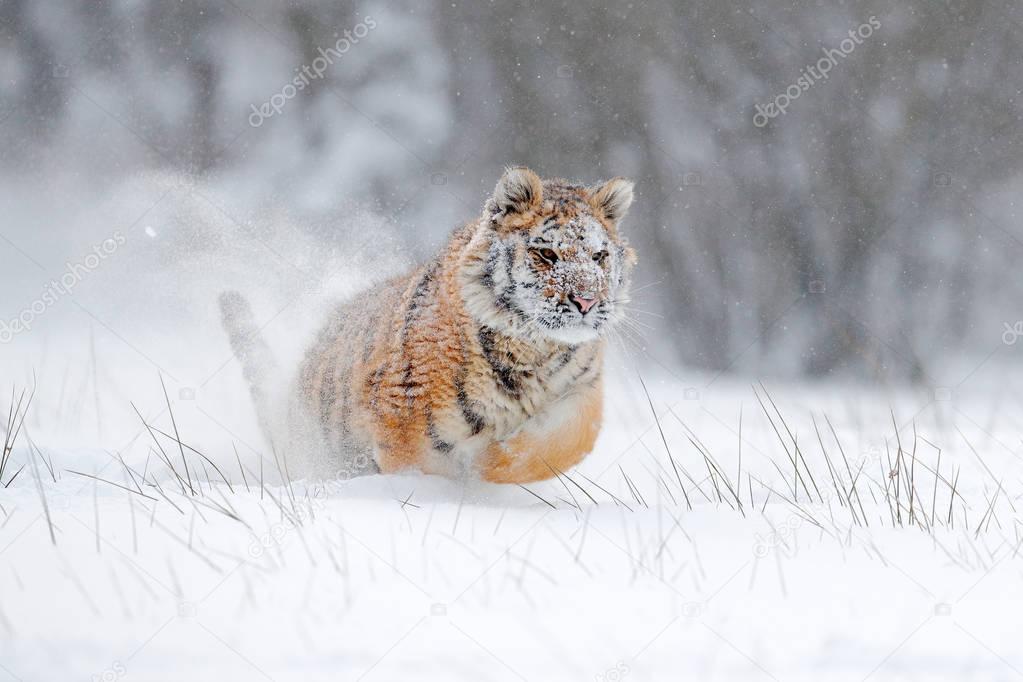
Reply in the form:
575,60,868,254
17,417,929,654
477,382,602,484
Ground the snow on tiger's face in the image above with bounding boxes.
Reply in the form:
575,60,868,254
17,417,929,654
467,167,636,346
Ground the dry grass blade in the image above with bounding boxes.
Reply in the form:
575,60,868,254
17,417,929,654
619,465,648,508
28,439,56,545
159,374,194,496
749,475,828,534
824,414,868,525
516,484,557,509
544,461,598,507
577,472,633,511
540,457,581,510
233,444,250,492
132,402,188,495
3,464,25,488
65,470,159,502
760,382,823,503
1,385,34,483
25,432,56,483
752,384,813,502
637,372,692,510
672,413,743,514
147,425,235,493
811,414,859,525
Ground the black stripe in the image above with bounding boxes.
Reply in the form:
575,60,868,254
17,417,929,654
492,242,531,324
404,264,438,332
570,345,599,383
454,366,486,436
478,326,521,395
366,365,388,419
493,243,514,304
425,407,454,454
481,246,499,289
495,290,531,324
553,347,576,372
458,390,485,435
400,262,440,408
573,361,593,382
503,242,515,288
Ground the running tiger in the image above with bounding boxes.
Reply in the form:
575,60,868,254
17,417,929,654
219,167,636,483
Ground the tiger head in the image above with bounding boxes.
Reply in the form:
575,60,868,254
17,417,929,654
461,166,637,345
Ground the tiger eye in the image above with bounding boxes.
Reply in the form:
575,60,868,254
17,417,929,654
533,248,559,265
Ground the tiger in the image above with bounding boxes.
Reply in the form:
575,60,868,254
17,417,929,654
219,166,636,484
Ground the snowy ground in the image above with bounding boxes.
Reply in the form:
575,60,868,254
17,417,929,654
3,350,1023,681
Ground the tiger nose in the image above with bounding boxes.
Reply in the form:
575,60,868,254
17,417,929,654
569,293,598,315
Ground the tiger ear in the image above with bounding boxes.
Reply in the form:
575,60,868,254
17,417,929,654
491,166,543,218
589,177,634,222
